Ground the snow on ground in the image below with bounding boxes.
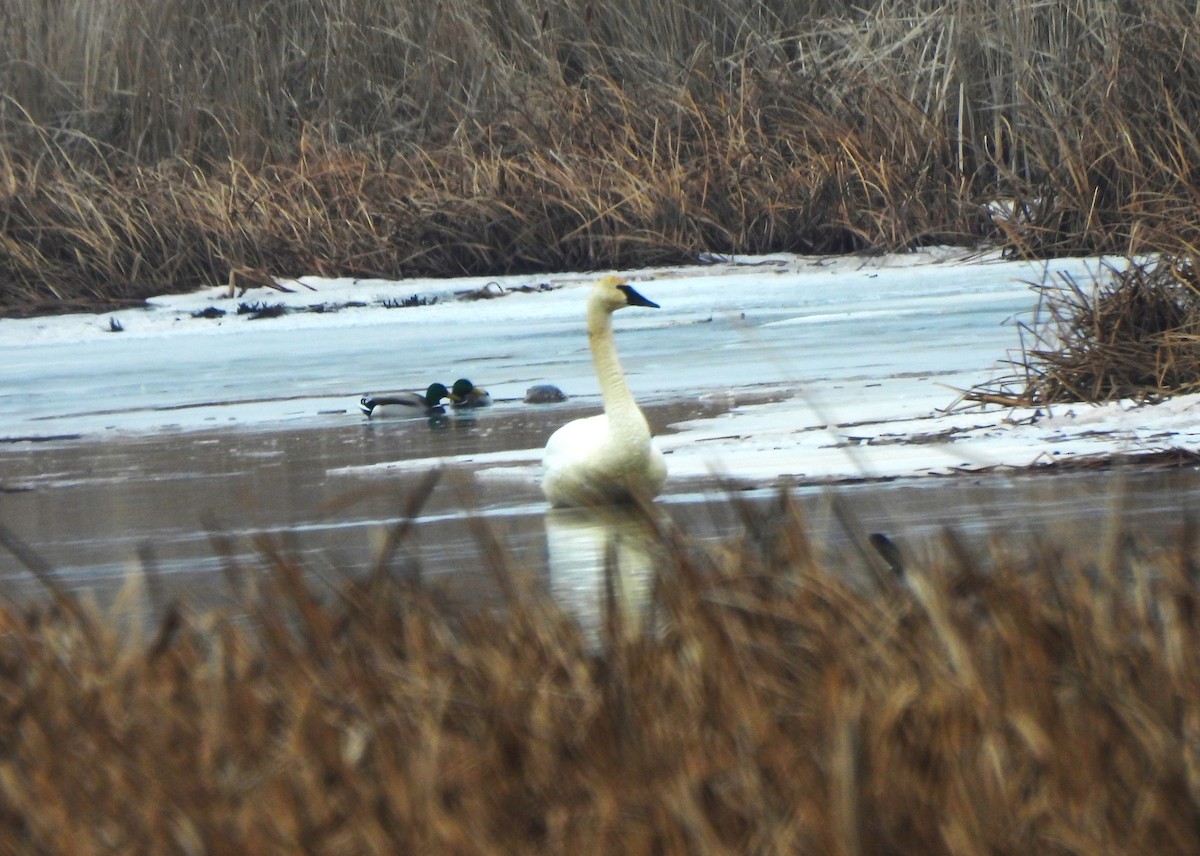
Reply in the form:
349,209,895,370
2,247,1195,489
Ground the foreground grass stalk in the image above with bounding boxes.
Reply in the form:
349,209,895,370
2,501,1200,853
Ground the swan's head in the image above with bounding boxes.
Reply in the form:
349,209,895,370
591,275,659,313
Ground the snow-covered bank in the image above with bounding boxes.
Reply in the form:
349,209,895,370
330,383,1200,488
3,247,1193,487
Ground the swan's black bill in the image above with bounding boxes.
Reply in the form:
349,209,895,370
617,284,659,308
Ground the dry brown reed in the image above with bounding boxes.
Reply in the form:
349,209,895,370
5,1,1200,310
3,493,1200,854
969,257,1200,406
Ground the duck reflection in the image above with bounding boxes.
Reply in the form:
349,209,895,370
543,505,664,644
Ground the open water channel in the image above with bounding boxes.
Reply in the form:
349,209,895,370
2,252,1198,623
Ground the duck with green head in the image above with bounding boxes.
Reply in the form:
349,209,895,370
450,378,492,408
359,383,450,417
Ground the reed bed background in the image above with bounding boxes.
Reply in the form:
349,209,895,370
4,0,1200,310
2,495,1200,854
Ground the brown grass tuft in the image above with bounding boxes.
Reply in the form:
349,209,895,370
969,257,1200,406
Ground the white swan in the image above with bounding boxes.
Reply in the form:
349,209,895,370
541,275,667,507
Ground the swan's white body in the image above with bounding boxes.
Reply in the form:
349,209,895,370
541,276,667,507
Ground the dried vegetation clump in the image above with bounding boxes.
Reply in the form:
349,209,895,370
969,258,1200,406
3,498,1200,854
4,0,1200,309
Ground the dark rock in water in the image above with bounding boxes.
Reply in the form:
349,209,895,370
524,384,567,404
237,301,288,319
191,306,226,319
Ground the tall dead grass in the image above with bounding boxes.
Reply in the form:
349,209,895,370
4,0,1200,309
3,495,1200,854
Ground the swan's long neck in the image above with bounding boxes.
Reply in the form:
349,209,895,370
587,299,649,437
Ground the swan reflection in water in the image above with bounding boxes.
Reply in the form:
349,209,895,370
543,505,666,644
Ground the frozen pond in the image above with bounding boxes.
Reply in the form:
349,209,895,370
0,249,1075,443
2,249,1199,616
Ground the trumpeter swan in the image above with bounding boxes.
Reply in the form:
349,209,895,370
541,275,667,507
359,383,450,417
450,378,492,408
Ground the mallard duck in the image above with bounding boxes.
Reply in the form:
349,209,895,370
450,378,492,408
541,276,667,507
359,383,450,417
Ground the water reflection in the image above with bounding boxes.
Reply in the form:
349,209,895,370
543,505,664,643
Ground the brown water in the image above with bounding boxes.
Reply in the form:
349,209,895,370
2,397,1199,622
